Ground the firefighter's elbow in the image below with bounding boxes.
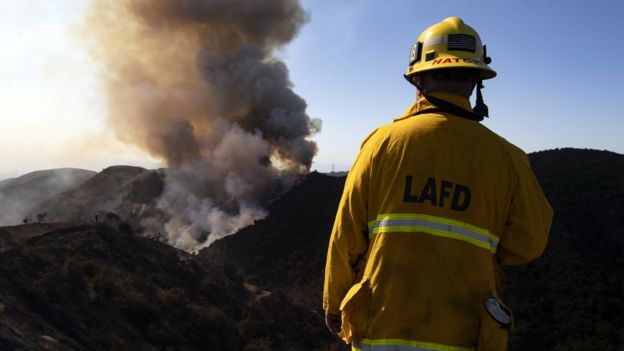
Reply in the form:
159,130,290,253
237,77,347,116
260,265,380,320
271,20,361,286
496,242,547,266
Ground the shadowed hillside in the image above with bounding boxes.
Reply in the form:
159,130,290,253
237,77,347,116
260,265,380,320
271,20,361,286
200,172,345,309
0,148,622,350
201,148,624,350
0,223,326,350
504,148,624,351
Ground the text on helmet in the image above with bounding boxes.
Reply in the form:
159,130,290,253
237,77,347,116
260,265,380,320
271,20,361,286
431,57,484,66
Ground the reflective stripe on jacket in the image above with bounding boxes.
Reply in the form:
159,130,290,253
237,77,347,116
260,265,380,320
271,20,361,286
353,338,474,351
323,93,553,350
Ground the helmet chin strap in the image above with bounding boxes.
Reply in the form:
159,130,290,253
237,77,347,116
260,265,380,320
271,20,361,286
423,94,484,122
472,80,489,118
404,74,422,91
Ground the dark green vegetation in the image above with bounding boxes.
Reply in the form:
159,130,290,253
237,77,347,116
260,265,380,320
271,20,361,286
0,148,622,350
0,224,325,350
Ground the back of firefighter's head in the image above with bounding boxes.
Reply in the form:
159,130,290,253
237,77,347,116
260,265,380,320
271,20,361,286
404,17,496,98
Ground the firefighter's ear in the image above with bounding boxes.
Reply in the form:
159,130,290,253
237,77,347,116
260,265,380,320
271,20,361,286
416,89,423,100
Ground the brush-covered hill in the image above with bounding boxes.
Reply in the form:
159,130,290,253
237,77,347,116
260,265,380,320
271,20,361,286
199,171,344,316
0,222,324,350
504,148,624,350
0,148,622,350
0,168,96,226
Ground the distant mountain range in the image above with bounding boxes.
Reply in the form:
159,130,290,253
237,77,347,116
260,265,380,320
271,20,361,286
0,148,622,350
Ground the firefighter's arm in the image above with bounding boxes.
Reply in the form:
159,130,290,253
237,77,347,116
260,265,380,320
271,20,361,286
323,133,375,315
496,154,553,266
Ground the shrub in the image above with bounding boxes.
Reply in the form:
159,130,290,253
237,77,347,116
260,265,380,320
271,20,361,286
244,337,273,351
114,289,155,325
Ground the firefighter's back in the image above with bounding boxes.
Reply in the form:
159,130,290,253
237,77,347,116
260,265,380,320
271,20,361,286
359,103,531,348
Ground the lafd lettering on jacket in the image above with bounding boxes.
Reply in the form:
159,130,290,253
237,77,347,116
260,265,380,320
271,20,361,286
403,175,471,211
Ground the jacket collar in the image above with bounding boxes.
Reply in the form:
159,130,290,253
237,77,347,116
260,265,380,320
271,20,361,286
395,92,473,122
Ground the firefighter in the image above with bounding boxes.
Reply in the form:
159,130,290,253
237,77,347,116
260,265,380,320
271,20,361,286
323,17,553,351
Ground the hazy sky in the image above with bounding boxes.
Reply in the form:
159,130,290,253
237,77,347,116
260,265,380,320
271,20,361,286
1,0,623,179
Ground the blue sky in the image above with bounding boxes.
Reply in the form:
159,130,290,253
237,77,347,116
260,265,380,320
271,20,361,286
1,0,623,178
287,0,624,171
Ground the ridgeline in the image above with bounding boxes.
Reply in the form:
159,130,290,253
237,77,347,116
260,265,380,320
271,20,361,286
0,148,621,350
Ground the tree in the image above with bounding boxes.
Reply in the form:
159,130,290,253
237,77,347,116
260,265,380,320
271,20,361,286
37,212,48,223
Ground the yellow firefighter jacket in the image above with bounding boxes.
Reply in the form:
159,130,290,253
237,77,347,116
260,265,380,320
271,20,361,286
323,92,553,351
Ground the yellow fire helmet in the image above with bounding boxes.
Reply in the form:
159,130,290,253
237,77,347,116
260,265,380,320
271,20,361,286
405,16,496,82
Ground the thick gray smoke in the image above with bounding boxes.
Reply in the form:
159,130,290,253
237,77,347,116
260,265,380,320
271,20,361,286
83,0,320,251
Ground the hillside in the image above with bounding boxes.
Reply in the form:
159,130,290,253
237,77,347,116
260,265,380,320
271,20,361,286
199,172,344,314
0,223,326,350
0,168,95,226
504,149,624,350
29,166,165,227
0,148,622,350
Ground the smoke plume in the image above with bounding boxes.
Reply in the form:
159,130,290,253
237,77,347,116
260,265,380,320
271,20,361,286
82,0,320,250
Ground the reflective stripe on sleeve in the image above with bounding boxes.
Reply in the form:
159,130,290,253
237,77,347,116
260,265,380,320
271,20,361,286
353,338,474,351
368,213,499,253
